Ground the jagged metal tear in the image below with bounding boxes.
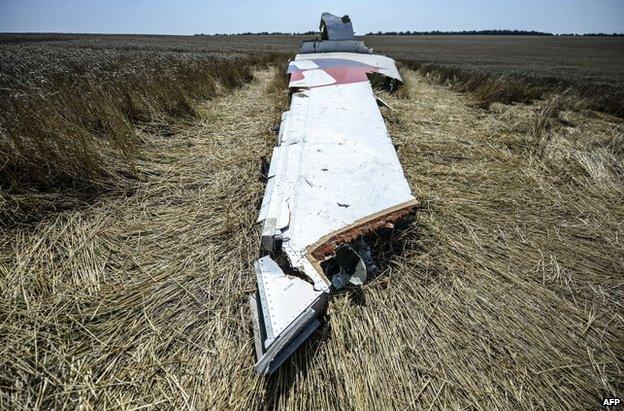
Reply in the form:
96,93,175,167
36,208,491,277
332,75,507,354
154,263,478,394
330,245,367,288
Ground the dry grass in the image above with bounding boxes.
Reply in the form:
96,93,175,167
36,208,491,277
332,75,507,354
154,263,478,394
367,34,624,118
400,61,624,118
380,70,623,409
404,62,547,106
0,37,285,226
0,69,280,409
1,65,623,409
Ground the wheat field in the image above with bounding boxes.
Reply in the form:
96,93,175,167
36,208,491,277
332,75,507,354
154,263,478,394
1,63,622,409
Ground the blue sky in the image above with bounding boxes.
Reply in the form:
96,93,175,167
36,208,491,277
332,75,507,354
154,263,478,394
1,0,623,35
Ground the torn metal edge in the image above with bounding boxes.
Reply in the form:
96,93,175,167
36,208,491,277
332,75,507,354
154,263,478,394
307,198,419,264
250,200,418,374
249,291,327,374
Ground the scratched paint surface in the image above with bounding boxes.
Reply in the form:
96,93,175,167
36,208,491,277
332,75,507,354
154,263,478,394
287,58,381,87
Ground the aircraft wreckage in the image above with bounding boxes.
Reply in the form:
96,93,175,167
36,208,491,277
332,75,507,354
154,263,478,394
249,13,417,374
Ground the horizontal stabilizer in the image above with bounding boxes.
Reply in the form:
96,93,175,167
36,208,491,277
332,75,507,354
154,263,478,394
250,12,416,375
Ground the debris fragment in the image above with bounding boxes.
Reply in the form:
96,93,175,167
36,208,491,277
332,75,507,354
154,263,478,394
250,12,417,374
328,245,368,288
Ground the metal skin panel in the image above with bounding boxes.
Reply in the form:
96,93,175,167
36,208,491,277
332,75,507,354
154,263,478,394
254,257,324,346
299,40,371,54
320,12,355,41
251,31,415,374
280,81,414,254
288,53,402,86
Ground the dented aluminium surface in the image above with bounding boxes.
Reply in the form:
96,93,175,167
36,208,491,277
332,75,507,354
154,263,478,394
250,13,417,374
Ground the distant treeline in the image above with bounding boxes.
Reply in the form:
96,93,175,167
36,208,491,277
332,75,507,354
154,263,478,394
367,30,553,36
558,33,624,37
365,30,624,36
196,31,318,36
197,30,624,37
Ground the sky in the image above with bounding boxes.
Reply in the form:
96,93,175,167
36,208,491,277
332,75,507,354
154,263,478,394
1,0,623,35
